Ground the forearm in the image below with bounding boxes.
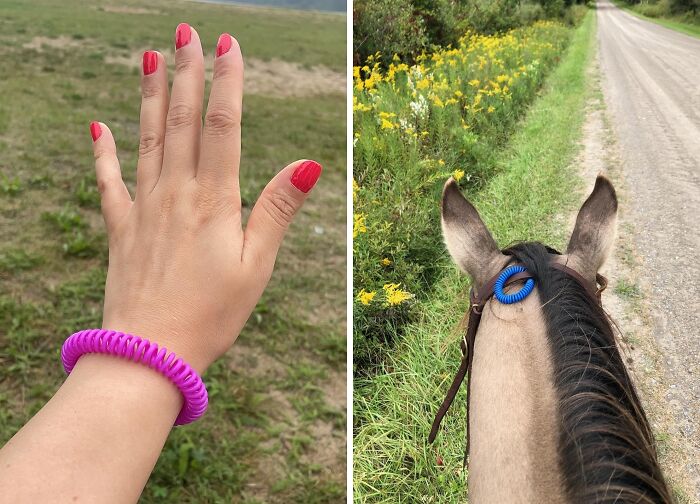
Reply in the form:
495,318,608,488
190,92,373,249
0,354,182,503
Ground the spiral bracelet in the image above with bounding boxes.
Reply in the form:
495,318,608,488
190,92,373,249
61,329,208,425
493,265,536,305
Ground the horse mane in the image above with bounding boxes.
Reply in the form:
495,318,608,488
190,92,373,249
503,242,673,504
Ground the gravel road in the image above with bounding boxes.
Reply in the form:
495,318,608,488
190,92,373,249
597,0,700,495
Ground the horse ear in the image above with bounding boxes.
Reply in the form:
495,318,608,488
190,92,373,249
441,179,504,285
567,175,618,276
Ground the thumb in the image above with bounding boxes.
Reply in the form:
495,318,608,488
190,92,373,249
243,159,322,270
91,121,132,235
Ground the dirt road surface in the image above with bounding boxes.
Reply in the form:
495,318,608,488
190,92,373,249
597,0,700,497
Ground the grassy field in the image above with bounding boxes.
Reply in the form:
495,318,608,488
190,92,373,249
612,0,700,38
353,11,596,502
0,0,345,502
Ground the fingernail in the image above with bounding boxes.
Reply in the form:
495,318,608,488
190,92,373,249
142,51,158,75
290,160,322,193
175,23,191,49
90,122,102,142
216,33,232,58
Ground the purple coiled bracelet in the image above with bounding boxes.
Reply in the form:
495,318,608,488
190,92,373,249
61,329,208,425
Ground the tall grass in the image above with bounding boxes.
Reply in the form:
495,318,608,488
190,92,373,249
353,21,573,372
353,11,596,502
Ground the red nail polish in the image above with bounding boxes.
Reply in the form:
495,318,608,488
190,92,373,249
175,23,191,49
216,33,233,58
142,51,158,75
90,122,102,142
290,160,322,193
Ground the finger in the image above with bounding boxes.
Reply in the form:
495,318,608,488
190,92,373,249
136,50,169,197
197,33,244,199
160,23,204,185
243,160,322,269
91,122,132,233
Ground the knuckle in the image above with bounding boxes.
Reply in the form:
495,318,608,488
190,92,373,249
166,102,198,131
141,80,161,100
261,189,297,229
213,59,243,80
191,190,232,226
96,176,111,195
204,106,240,136
175,57,197,75
93,147,113,160
138,131,163,158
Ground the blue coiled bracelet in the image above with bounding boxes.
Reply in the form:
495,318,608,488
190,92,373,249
493,265,535,304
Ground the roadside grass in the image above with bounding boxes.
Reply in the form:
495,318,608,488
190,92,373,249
614,278,643,300
0,1,345,502
353,11,596,502
611,0,700,38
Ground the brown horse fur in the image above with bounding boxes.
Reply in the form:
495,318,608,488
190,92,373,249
440,176,672,503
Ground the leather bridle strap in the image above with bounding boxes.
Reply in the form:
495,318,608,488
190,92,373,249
428,262,607,466
550,262,608,304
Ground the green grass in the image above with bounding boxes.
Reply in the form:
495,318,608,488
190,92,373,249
353,10,597,502
611,0,700,38
614,278,643,300
0,1,345,502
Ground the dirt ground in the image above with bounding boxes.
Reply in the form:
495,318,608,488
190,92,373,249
597,0,700,499
570,20,699,496
23,35,346,98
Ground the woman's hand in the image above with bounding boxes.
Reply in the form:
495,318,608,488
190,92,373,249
0,24,322,503
93,24,321,373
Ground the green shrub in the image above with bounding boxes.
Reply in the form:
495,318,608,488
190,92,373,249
518,2,547,24
670,0,699,14
353,0,428,64
354,0,587,65
636,1,666,16
353,21,571,373
462,0,521,33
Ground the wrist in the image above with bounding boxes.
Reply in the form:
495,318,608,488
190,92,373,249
68,353,183,423
62,329,209,424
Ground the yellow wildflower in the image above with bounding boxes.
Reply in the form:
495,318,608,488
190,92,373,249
487,105,495,113
380,118,395,130
357,289,376,305
381,257,392,266
353,213,367,238
383,283,413,306
453,169,465,181
352,96,371,112
438,159,445,166
416,77,430,90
